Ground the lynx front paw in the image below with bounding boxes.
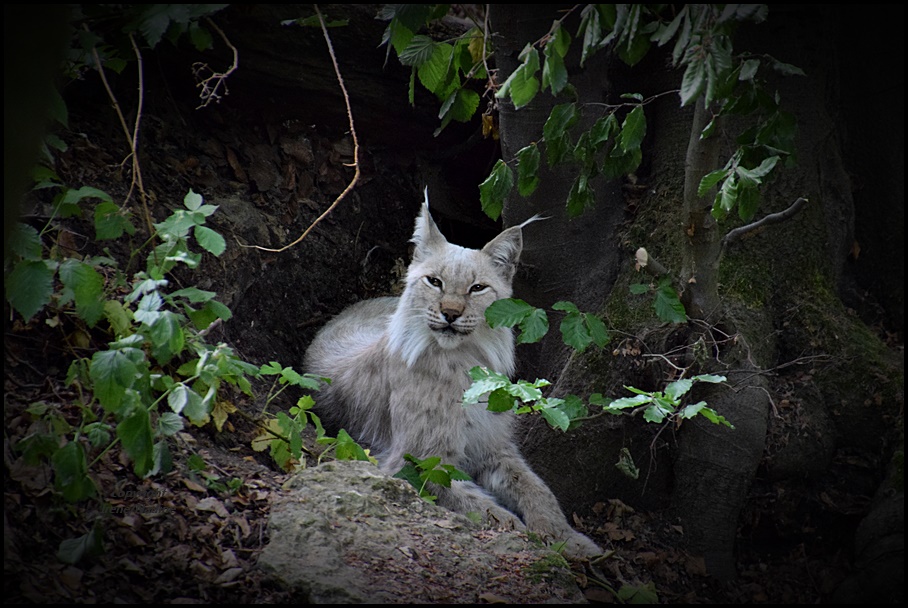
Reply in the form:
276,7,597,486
478,504,526,531
560,530,603,559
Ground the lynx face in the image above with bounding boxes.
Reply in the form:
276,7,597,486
412,249,512,349
388,198,525,365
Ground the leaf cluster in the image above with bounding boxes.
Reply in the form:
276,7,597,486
393,453,471,503
484,298,610,350
251,365,374,471
379,4,486,135
602,374,732,427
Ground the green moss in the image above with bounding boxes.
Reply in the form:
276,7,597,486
525,551,571,583
718,248,774,309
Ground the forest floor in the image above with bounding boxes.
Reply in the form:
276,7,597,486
2,333,866,603
4,63,900,604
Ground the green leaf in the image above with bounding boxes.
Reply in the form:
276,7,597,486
6,259,55,321
643,403,671,423
517,308,550,344
664,379,693,401
542,46,568,95
506,380,544,403
149,311,185,363
57,524,104,564
117,403,155,477
736,184,761,221
423,468,454,488
52,441,96,502
543,103,579,165
516,144,541,197
566,173,594,217
334,429,372,462
618,581,659,604
653,281,687,324
186,299,232,330
540,406,571,431
378,4,435,36
739,58,760,81
552,300,580,314
617,27,651,66
478,159,513,221
418,43,456,98
194,225,226,256
398,35,437,67
85,422,112,448
767,57,805,77
692,374,726,384
61,185,112,208
182,385,211,426
496,45,540,109
393,462,423,489
9,223,43,260
652,8,686,46
59,259,106,328
94,201,135,240
485,298,536,328
629,283,650,295
90,349,139,413
154,210,197,240
584,313,610,347
698,169,728,197
158,411,184,436
487,388,516,412
134,291,164,326
606,394,652,410
695,406,734,428
620,106,646,153
170,287,216,303
680,56,706,107
578,4,602,66
714,175,739,218
559,312,592,352
438,88,480,125
463,367,511,404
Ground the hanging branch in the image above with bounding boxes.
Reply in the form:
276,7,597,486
721,197,808,250
193,17,239,109
242,4,361,254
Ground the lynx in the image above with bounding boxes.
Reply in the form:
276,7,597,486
304,190,601,558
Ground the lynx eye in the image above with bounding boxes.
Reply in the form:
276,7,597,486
469,283,489,293
424,276,443,289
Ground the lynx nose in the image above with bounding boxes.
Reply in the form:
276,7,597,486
441,307,463,323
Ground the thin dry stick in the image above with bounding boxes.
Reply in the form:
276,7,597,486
126,34,153,237
242,4,361,254
85,25,154,237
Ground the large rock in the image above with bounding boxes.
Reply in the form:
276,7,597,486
258,460,586,604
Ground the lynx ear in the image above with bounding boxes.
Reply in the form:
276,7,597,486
482,226,523,279
482,214,542,279
411,187,448,261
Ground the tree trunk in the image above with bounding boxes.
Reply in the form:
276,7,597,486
488,4,902,584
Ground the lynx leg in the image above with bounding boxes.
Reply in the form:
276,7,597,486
477,451,602,558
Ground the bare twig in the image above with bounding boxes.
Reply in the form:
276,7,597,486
241,4,361,254
722,197,808,249
85,26,154,237
127,34,153,237
193,17,238,109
